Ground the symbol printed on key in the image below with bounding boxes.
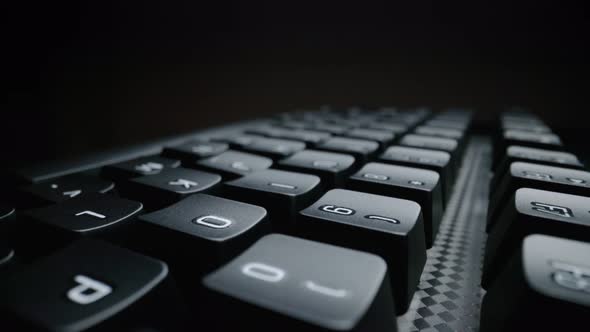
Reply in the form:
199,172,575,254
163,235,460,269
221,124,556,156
304,280,349,298
192,145,214,154
135,162,164,173
269,182,297,190
169,179,198,189
313,160,339,169
241,262,286,282
363,173,389,181
319,205,356,216
550,260,590,293
231,161,251,172
531,202,574,218
193,215,233,229
63,190,82,198
365,215,400,224
75,210,106,219
67,275,113,305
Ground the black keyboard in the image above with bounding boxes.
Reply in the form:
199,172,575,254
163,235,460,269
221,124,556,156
1,108,589,331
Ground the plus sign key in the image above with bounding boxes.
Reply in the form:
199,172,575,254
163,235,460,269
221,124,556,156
121,168,221,209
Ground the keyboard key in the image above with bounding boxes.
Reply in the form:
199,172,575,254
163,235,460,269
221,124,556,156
480,235,590,331
493,145,584,174
488,162,590,232
415,125,464,141
136,194,269,273
379,146,453,203
482,188,590,289
364,122,408,135
310,123,349,135
278,150,356,187
345,128,395,146
501,121,551,133
224,169,322,227
195,150,273,178
21,193,142,252
203,234,397,331
248,126,332,145
163,141,229,161
0,239,185,331
316,137,379,163
18,174,115,207
101,156,181,180
425,119,468,130
299,189,426,313
241,137,306,159
122,168,221,208
493,130,563,168
348,162,443,248
400,134,459,157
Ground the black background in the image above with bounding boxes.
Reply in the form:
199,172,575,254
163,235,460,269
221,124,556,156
3,1,589,169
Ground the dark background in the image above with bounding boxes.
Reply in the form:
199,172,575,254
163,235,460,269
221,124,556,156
3,1,589,169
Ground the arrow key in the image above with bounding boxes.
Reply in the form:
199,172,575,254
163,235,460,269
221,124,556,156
18,173,115,208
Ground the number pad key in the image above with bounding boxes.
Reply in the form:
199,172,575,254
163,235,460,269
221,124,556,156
480,235,590,331
494,145,584,174
348,162,443,248
379,146,453,203
488,162,590,232
299,189,426,313
203,234,397,331
278,150,356,187
0,239,185,331
482,188,590,289
224,169,322,227
196,150,273,179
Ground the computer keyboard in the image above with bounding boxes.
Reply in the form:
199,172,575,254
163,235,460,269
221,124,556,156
1,108,589,331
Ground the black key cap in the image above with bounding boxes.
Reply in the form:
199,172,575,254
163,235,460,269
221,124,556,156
18,174,115,207
345,128,395,146
0,243,15,267
310,122,349,135
482,188,590,289
298,189,426,313
101,156,181,180
248,126,332,145
122,168,221,208
212,134,261,148
241,137,306,159
135,194,269,274
493,145,584,174
379,146,453,203
278,150,356,187
224,169,322,227
399,134,459,160
0,239,185,331
415,125,464,141
493,130,563,169
488,162,590,232
202,234,397,332
348,162,443,248
501,121,551,133
480,234,590,331
195,150,273,178
425,119,468,130
365,122,408,135
163,141,229,161
21,193,142,252
316,137,379,163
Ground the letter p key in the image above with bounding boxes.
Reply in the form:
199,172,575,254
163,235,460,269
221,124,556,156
67,275,113,305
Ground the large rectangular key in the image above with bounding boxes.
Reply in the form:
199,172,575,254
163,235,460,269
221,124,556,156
203,234,398,331
298,189,426,313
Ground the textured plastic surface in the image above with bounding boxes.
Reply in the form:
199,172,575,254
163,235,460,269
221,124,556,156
398,137,490,332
